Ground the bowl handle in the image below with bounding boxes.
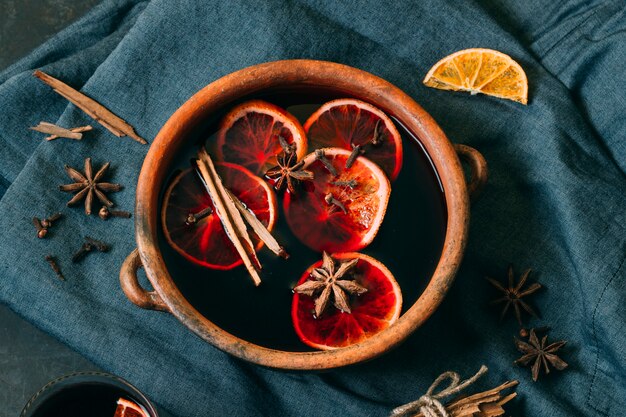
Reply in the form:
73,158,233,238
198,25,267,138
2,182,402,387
120,249,169,312
454,144,488,202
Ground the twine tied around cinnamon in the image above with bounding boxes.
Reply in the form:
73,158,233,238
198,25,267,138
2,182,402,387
390,365,488,417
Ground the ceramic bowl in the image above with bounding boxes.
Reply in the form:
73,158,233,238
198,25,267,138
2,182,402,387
120,60,487,370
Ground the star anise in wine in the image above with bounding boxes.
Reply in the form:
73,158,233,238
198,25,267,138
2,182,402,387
514,328,568,381
59,158,122,215
487,265,542,325
293,252,368,317
265,151,314,193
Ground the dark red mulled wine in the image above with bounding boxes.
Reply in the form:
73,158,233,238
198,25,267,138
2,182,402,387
158,92,447,351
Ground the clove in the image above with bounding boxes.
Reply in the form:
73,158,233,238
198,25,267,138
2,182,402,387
33,217,47,239
345,143,364,169
72,237,110,263
98,206,132,220
33,213,63,238
84,236,110,252
41,212,63,228
45,255,65,281
72,243,93,263
330,179,358,189
370,119,383,146
324,193,347,214
185,206,212,226
315,149,338,176
346,120,384,169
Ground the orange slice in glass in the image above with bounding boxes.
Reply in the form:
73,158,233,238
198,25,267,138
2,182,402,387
423,48,528,104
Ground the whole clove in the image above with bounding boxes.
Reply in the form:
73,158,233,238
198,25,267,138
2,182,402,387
346,120,384,169
84,236,110,252
72,237,110,263
345,143,364,169
72,243,94,263
33,217,47,239
324,192,347,214
185,206,212,226
314,149,338,176
370,119,383,146
45,255,65,281
33,213,63,238
330,179,358,189
41,212,63,228
98,206,132,220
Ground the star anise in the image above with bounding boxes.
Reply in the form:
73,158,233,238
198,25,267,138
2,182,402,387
514,328,568,381
59,158,122,215
265,151,314,193
487,265,542,325
293,252,368,317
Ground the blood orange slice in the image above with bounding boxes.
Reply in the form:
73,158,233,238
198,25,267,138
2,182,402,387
216,100,308,175
114,398,150,417
161,162,277,270
304,99,403,181
283,148,390,253
292,252,402,350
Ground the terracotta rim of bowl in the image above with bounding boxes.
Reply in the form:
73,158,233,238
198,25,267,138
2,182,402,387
128,59,480,370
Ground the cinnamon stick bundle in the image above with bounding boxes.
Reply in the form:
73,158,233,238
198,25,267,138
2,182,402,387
196,149,262,286
391,367,517,417
413,381,518,417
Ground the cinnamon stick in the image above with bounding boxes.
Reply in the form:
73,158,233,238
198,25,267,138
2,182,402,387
227,189,289,259
46,125,93,141
30,122,84,140
196,149,262,286
33,70,147,145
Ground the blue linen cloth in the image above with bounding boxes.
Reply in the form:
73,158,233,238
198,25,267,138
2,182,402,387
1,0,624,415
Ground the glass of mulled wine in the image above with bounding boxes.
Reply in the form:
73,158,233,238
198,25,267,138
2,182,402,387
20,372,159,417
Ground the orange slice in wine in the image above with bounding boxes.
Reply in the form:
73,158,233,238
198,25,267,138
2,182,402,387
161,162,277,270
114,398,150,417
423,48,528,104
283,148,390,253
304,98,403,181
292,252,402,350
216,100,308,175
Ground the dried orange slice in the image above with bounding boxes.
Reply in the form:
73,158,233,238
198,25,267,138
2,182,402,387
423,48,528,104
161,163,277,270
283,148,390,253
114,398,150,417
216,100,308,175
304,98,403,181
291,252,402,350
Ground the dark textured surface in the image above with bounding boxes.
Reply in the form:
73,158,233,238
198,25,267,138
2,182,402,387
0,305,99,416
0,0,101,70
0,1,102,416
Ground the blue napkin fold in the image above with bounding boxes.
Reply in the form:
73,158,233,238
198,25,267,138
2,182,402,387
0,0,624,416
